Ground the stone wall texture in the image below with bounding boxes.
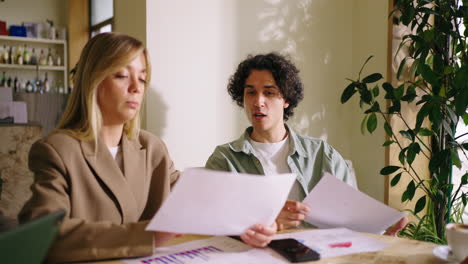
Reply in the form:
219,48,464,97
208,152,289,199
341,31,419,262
0,125,42,219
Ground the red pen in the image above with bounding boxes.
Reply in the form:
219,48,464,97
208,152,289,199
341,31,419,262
328,241,353,248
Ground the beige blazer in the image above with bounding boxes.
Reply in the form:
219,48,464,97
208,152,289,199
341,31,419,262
19,130,179,263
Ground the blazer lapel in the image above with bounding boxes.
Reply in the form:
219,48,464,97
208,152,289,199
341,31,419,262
81,138,139,223
121,135,147,215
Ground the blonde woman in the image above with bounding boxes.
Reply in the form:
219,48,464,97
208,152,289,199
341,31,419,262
19,33,275,263
19,33,179,263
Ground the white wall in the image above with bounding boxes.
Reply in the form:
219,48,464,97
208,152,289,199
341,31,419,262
349,0,388,202
0,0,67,29
145,0,388,201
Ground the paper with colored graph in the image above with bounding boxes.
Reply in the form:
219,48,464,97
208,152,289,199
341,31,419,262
123,236,288,264
275,228,388,258
303,173,406,233
146,168,296,235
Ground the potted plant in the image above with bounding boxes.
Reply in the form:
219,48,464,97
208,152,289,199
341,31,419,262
341,0,467,243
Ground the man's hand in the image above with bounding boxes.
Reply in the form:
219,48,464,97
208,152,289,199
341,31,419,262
383,216,409,236
240,222,277,248
276,200,311,231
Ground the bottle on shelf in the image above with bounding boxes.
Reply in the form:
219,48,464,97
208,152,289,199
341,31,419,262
47,48,54,66
0,71,6,87
55,53,62,66
23,45,31,65
25,80,33,93
30,48,38,65
4,46,13,64
13,76,19,93
0,45,6,64
6,76,12,88
44,72,50,93
39,49,47,66
35,65,43,93
16,45,23,65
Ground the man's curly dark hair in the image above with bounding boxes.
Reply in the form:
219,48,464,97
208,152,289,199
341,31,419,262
227,52,304,121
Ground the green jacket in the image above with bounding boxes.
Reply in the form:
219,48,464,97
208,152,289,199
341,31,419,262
205,126,357,201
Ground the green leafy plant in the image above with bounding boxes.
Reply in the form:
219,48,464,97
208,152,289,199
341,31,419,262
341,0,468,243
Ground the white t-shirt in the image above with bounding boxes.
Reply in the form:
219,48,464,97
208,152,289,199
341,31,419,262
108,145,124,174
249,136,305,201
108,146,119,159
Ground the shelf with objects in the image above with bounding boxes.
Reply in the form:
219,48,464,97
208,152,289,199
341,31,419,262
0,35,69,135
0,35,68,93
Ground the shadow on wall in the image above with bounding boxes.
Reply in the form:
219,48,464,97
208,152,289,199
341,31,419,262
146,85,168,137
234,0,349,143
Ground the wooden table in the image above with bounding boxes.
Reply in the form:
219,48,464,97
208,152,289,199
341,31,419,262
79,232,446,264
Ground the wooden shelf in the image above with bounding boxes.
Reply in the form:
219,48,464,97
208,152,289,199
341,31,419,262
0,63,65,71
0,35,66,45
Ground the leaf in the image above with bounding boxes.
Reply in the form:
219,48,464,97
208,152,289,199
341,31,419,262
383,140,395,146
388,100,401,113
407,143,421,165
399,149,406,165
418,128,434,136
362,73,383,83
429,149,450,172
391,172,402,187
359,56,374,78
401,85,417,102
384,122,393,137
394,84,405,100
399,130,413,140
405,180,416,201
462,143,468,151
383,82,394,100
364,102,380,114
341,82,357,103
360,88,373,105
418,63,439,86
380,166,401,175
361,115,369,135
372,85,380,97
446,107,458,125
414,196,427,214
397,57,409,81
367,113,378,133
463,113,468,125
461,173,468,185
451,149,462,169
442,120,454,138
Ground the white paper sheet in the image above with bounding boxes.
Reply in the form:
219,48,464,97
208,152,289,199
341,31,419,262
146,168,296,235
275,228,388,258
123,237,288,264
303,173,406,233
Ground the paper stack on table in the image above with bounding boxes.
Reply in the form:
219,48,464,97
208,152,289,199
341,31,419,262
146,168,296,235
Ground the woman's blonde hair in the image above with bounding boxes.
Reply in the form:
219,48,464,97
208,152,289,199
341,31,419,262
56,32,151,141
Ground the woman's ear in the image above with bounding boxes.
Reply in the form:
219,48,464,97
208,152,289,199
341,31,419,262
284,102,290,109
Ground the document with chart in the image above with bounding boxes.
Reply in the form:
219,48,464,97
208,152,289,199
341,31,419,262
303,173,406,233
123,236,288,264
146,168,296,235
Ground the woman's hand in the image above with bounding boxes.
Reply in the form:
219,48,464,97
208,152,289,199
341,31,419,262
153,232,182,247
276,200,311,231
240,222,277,248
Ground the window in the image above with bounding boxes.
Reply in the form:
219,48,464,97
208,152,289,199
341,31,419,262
90,0,114,37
